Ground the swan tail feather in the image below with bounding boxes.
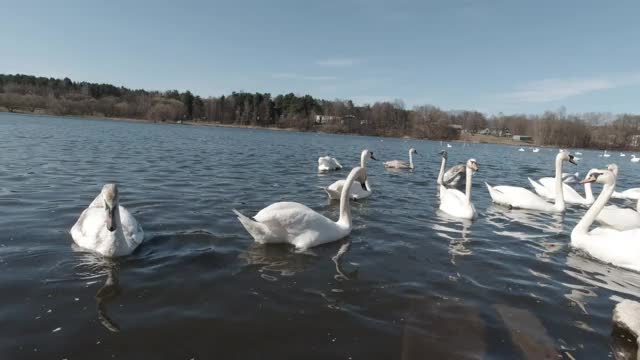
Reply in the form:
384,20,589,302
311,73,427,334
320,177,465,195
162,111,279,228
232,209,271,243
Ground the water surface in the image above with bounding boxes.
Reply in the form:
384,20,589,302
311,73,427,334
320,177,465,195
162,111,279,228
1,113,640,359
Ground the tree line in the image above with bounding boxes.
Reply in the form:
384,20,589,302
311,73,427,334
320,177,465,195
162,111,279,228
1,74,639,149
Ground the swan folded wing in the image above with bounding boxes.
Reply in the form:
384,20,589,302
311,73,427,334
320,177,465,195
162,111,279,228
117,206,144,248
253,202,345,249
490,186,553,210
70,207,109,251
384,160,407,168
581,228,640,272
443,165,465,186
538,177,585,203
596,207,640,231
528,178,552,199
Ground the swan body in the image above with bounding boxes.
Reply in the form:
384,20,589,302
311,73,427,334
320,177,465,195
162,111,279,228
326,149,376,200
596,200,640,231
318,156,342,172
603,150,611,158
234,167,367,250
384,148,417,169
518,148,525,152
528,175,594,205
631,155,640,163
621,153,626,157
446,143,452,148
571,170,640,272
612,188,640,200
576,152,583,155
486,151,576,212
70,184,144,257
438,159,478,219
532,148,540,153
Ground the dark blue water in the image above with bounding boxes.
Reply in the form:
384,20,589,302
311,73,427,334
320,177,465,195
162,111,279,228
1,112,639,359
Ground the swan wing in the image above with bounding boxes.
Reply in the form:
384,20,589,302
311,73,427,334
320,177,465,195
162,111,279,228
538,177,588,204
596,207,640,231
439,186,474,219
384,160,407,168
574,228,640,272
117,206,144,250
252,202,347,249
443,165,465,186
487,184,554,211
326,179,345,200
528,177,553,199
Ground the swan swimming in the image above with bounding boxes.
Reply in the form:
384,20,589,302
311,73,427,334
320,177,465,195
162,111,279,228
518,148,525,152
233,167,367,250
486,151,576,212
631,155,640,163
532,148,540,153
437,150,466,189
446,143,452,148
325,149,376,200
571,170,640,272
318,156,342,172
438,159,479,220
70,184,144,257
384,148,417,170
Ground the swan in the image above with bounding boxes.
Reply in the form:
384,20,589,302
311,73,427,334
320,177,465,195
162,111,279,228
325,149,376,200
576,152,583,155
571,170,640,272
318,156,342,172
631,155,640,163
608,164,640,200
562,172,580,184
518,148,525,152
486,151,576,212
437,150,466,189
528,171,594,205
233,167,367,250
532,148,540,153
447,143,452,148
384,148,417,169
597,196,640,231
438,159,479,219
621,153,626,157
603,150,611,158
70,184,144,257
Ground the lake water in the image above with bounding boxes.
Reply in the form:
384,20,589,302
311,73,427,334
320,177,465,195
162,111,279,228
1,112,640,359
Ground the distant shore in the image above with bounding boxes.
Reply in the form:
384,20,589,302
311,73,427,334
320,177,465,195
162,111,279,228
0,108,549,148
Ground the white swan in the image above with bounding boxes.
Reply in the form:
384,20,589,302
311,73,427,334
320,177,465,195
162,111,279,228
608,164,640,200
486,151,576,212
518,148,525,152
325,149,376,200
318,156,342,172
621,153,626,157
571,170,640,272
446,143,452,148
70,184,144,257
528,171,594,205
233,167,367,250
597,197,640,231
437,150,466,189
384,148,417,169
603,150,611,158
532,148,540,153
438,159,478,219
576,152,583,155
631,155,640,163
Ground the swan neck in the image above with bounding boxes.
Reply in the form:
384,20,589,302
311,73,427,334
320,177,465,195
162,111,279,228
338,171,358,227
437,156,446,185
409,152,414,169
575,182,615,234
465,168,473,204
584,181,594,203
553,156,565,210
637,199,640,213
360,152,367,168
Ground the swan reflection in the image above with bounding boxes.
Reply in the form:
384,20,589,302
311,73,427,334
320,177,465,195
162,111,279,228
431,218,472,265
73,252,122,332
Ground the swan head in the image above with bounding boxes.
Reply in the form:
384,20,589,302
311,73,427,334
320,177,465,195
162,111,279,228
557,150,577,165
580,170,615,185
466,159,478,172
362,149,377,161
409,148,418,155
101,184,119,232
438,150,448,159
607,163,619,177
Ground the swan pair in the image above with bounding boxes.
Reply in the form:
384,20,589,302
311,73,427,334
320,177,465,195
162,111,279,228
528,172,593,205
234,167,367,250
325,149,376,200
572,170,640,272
437,151,467,189
437,151,479,219
486,151,577,212
70,184,144,257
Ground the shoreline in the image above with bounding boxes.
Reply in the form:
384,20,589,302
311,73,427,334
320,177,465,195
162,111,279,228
0,108,612,150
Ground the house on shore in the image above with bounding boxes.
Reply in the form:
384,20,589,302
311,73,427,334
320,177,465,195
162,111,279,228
513,135,532,141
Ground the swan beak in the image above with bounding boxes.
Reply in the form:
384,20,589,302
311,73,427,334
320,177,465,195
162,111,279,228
360,181,367,191
568,155,577,165
580,176,597,184
370,154,378,161
106,207,117,232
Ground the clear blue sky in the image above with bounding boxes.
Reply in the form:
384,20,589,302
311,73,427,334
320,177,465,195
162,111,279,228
2,0,639,114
